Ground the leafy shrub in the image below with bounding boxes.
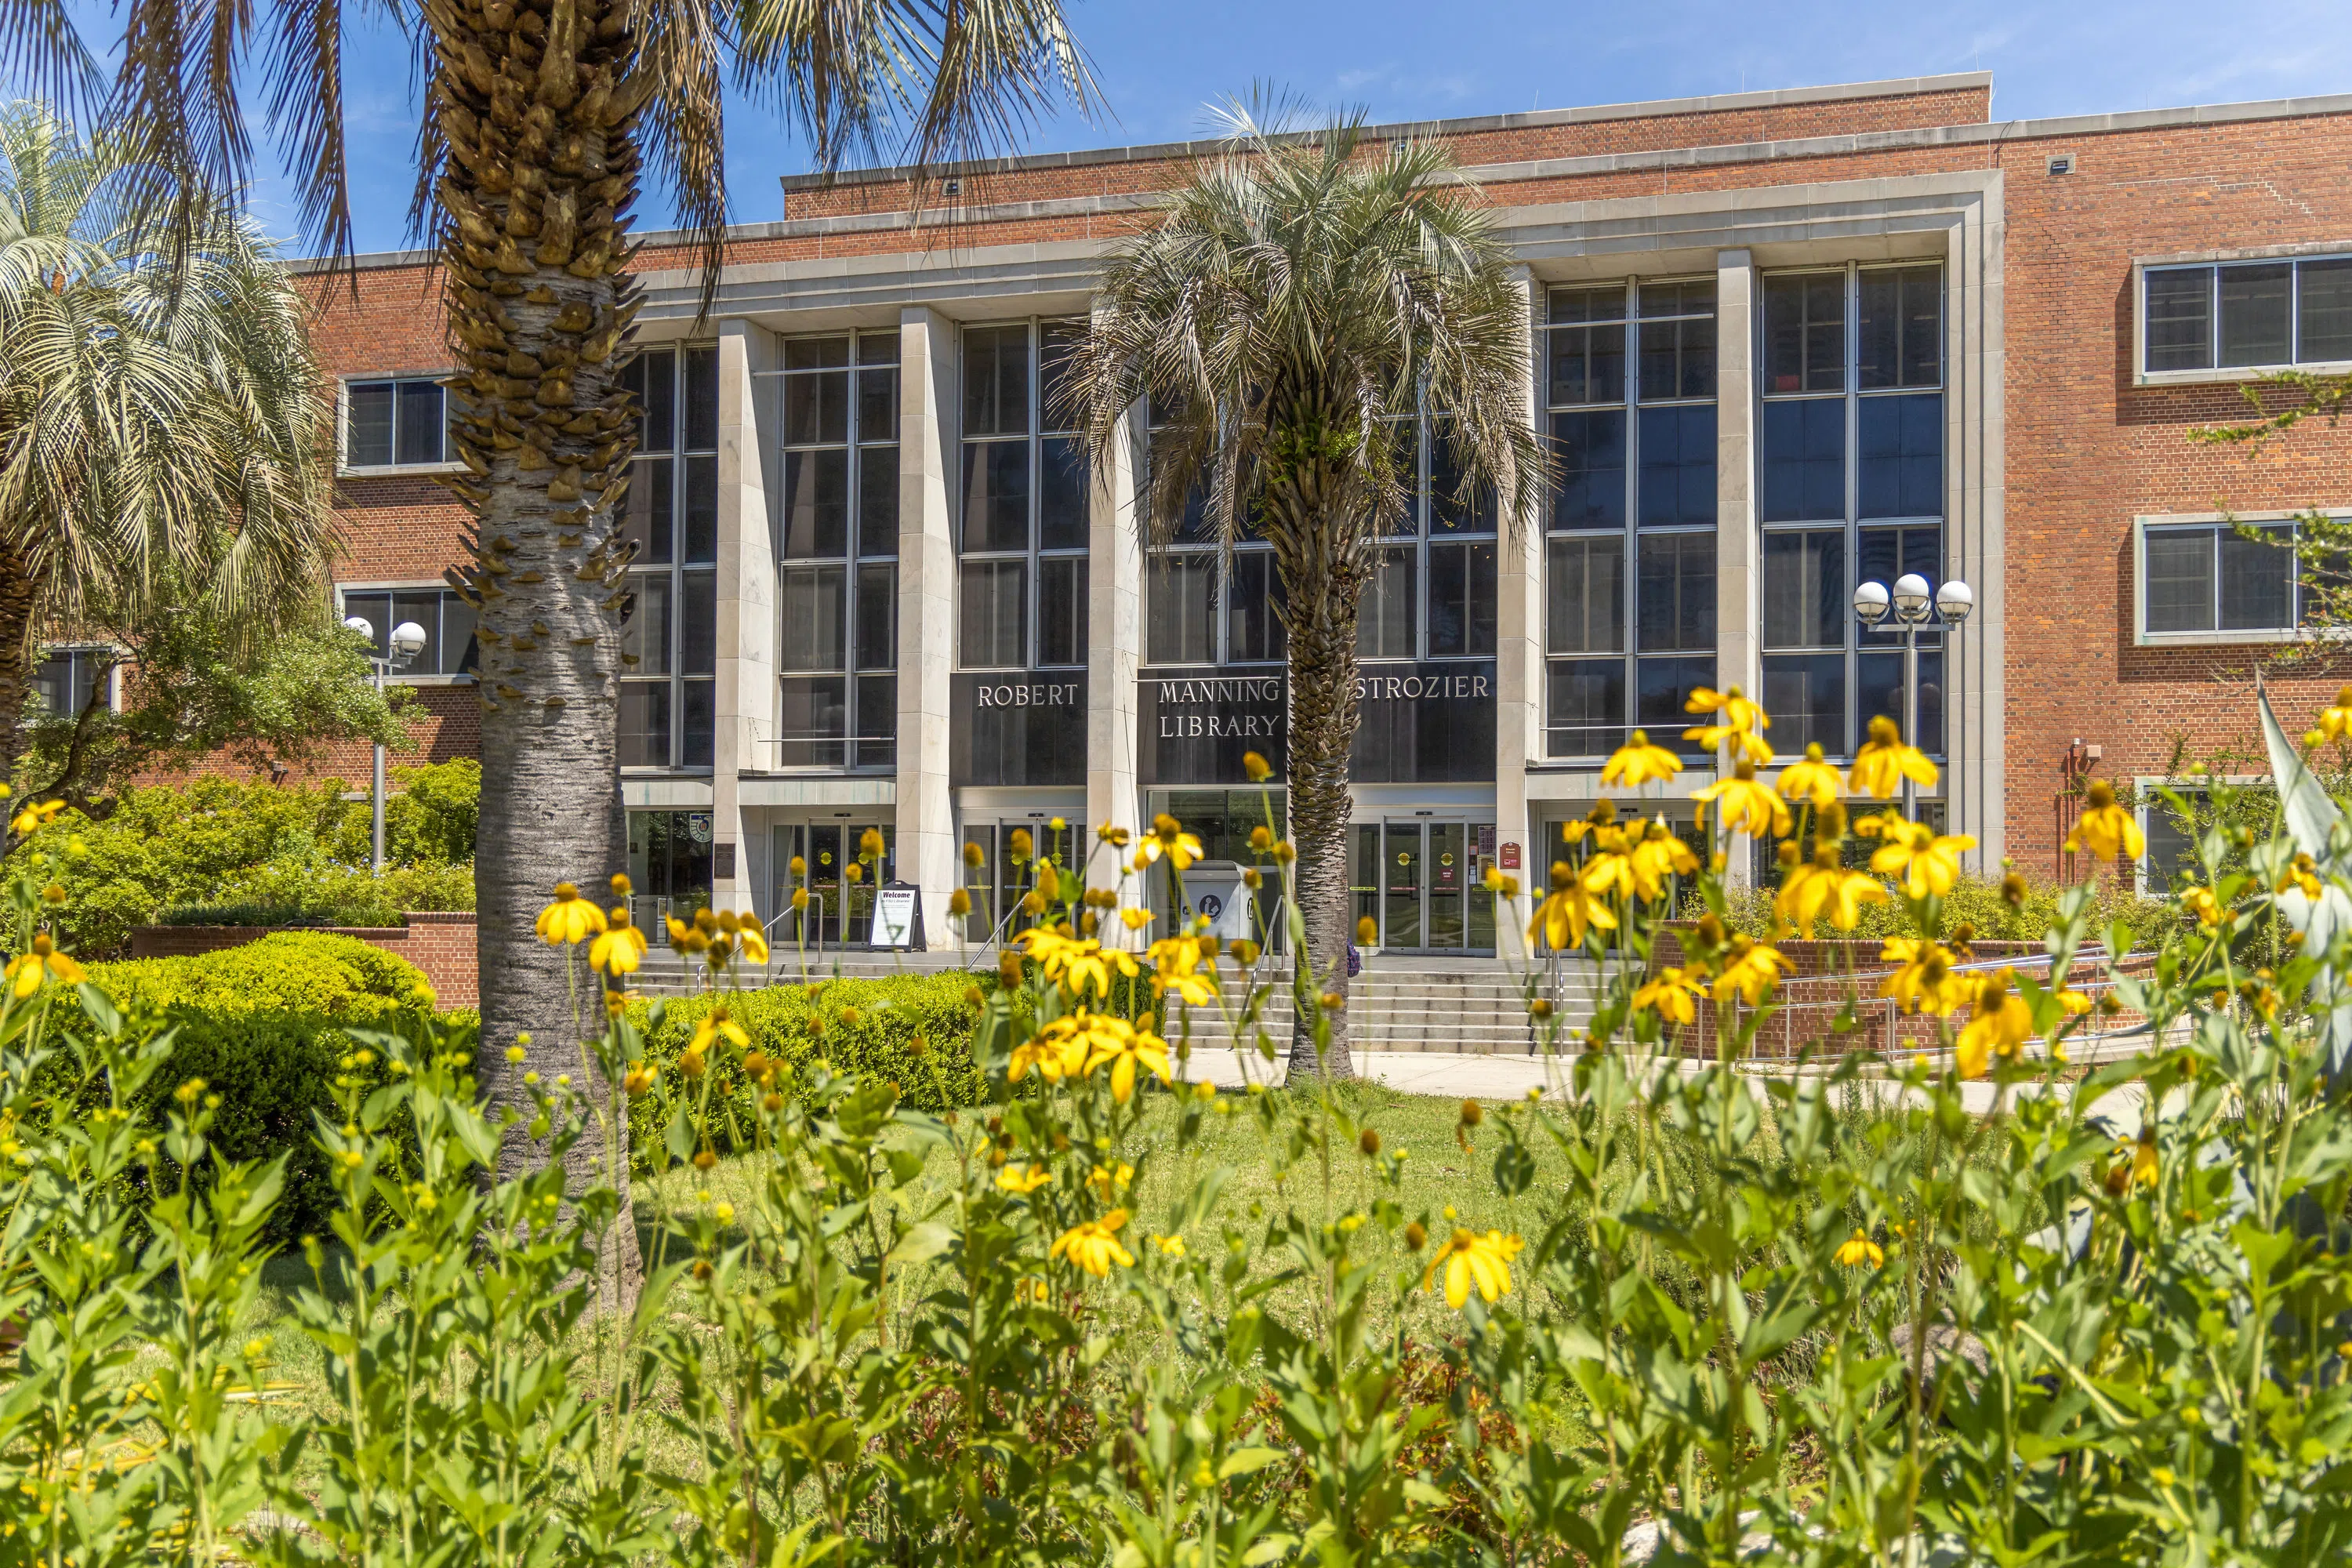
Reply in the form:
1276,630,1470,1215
7,770,477,956
1703,867,2174,946
88,931,437,1238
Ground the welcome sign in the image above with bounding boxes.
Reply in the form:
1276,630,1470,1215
1138,662,1496,786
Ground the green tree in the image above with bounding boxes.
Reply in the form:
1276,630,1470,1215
1065,109,1545,1078
2,0,1094,1306
0,106,334,785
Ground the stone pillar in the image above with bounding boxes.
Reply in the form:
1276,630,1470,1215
1713,249,1761,887
710,321,775,918
896,307,960,943
1086,384,1143,928
1494,264,1543,934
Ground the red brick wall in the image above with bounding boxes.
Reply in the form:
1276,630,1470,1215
129,911,480,1009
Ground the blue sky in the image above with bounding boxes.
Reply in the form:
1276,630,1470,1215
56,0,2352,254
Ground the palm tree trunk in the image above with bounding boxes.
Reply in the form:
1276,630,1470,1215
430,0,650,1314
1267,480,1371,1081
0,534,34,785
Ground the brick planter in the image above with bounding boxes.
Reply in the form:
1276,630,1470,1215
129,911,478,1009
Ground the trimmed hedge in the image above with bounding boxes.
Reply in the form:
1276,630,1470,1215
90,931,438,1240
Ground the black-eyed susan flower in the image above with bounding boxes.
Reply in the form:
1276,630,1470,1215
1711,938,1787,1006
1631,966,1704,1025
1136,814,1205,871
7,797,65,837
1147,932,1218,1006
536,884,608,946
2312,685,2352,746
1530,862,1617,952
5,933,85,999
2065,780,2144,864
1424,1227,1524,1309
1955,971,2033,1079
1777,844,1888,938
2131,1128,2159,1189
1694,760,1791,840
1052,1210,1136,1276
590,914,648,978
996,1163,1052,1195
1868,818,1976,899
1777,743,1843,809
1850,716,1939,800
1602,730,1682,787
1879,938,1969,1017
1083,1022,1172,1105
1836,1229,1885,1269
691,1006,750,1057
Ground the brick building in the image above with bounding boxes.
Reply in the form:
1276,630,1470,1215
290,70,2352,953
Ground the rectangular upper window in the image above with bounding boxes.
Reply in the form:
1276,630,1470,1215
337,585,479,677
2135,517,2309,642
343,377,449,470
2142,256,2352,376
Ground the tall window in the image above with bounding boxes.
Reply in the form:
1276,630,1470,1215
343,376,449,470
336,586,479,677
959,322,1088,671
1759,263,1945,757
2143,255,2352,374
776,332,899,768
1142,397,1286,666
1358,409,1500,663
617,345,720,769
1543,278,1717,757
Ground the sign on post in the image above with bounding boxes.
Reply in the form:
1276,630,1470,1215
869,882,926,950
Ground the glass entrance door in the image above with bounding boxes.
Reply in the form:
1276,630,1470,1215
957,819,1076,946
1350,820,1496,953
773,822,895,946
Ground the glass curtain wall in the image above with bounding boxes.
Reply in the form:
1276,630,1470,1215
1542,280,1719,757
776,332,900,768
1356,404,1499,663
959,322,1089,672
1757,263,1946,757
618,346,720,769
1142,400,1286,667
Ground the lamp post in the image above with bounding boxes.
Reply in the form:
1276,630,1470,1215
1851,574,1973,823
343,615,427,870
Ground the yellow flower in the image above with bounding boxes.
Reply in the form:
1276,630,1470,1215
1777,847,1888,938
5,933,85,999
2057,987,2092,1016
1083,1022,1172,1105
996,1163,1053,1195
2277,853,2323,900
1693,760,1791,840
1578,826,1638,902
1777,743,1844,809
1835,1229,1885,1269
7,797,66,836
1120,906,1152,931
1879,938,1969,1017
2183,884,2225,927
1243,751,1273,782
1954,971,2033,1079
1009,1013,1099,1086
1022,927,1142,1000
1631,967,1704,1025
1711,940,1787,1006
1627,822,1700,902
2315,685,2352,744
1868,820,1976,899
535,883,608,946
691,1006,750,1057
1685,685,1767,733
589,916,649,978
2064,780,2144,864
1529,866,1618,952
1136,814,1206,871
1052,1209,1137,1276
1149,1233,1186,1258
1601,730,1682,787
1423,1227,1525,1310
1849,716,1939,800
2131,1129,2159,1189
1087,1161,1135,1200
1146,932,1219,1006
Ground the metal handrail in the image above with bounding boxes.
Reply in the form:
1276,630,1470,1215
764,891,827,969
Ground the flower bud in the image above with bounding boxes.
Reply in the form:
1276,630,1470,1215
1357,916,1377,944
1404,1221,1427,1251
1459,1098,1483,1127
1243,751,1272,782
1358,1127,1381,1156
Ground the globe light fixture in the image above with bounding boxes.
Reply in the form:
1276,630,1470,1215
1852,579,1891,626
1936,579,1976,626
1891,572,1933,623
343,615,374,639
390,621,429,661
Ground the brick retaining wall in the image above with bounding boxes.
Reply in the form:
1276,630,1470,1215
129,912,479,1009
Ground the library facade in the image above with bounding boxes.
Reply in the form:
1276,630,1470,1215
306,71,2352,953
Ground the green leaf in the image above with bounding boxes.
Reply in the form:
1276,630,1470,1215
885,1220,956,1269
1216,1446,1286,1479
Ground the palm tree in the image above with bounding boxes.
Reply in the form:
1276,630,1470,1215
1065,111,1544,1080
0,103,332,787
0,0,1091,1302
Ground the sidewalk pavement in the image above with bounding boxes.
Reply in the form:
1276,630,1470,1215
1178,1047,2154,1125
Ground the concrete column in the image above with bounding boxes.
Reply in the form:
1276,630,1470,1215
1713,250,1761,887
711,321,775,918
1494,264,1543,931
1946,194,2007,871
896,307,959,942
1086,382,1143,927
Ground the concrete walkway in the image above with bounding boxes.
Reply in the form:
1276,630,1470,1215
1178,1047,2156,1126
